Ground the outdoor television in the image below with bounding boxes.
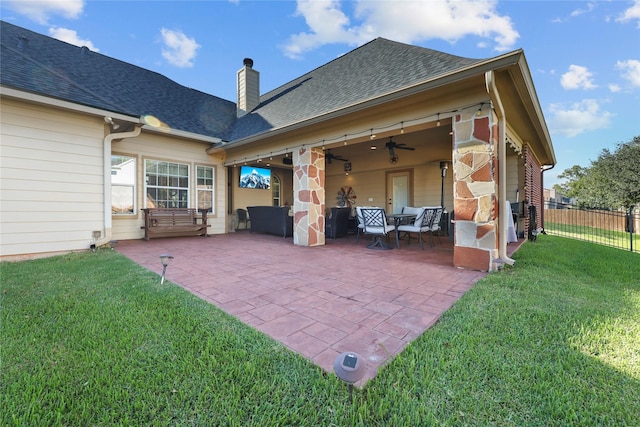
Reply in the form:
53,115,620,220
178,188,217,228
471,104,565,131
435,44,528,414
239,165,271,189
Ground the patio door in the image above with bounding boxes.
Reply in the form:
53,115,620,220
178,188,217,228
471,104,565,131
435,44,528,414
386,169,413,214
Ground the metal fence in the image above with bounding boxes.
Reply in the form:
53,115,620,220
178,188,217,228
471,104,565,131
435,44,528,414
544,202,639,253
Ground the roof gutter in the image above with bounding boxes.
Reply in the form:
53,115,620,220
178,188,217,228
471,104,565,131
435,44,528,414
208,50,524,154
486,70,516,267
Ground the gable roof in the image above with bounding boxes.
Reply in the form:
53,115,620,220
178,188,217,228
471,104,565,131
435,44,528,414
4,21,545,154
230,38,486,141
0,21,237,139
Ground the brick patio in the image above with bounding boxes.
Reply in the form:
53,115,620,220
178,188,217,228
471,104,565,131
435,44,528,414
116,231,493,385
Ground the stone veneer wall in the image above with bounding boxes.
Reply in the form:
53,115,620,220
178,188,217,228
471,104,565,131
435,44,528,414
292,147,325,247
452,105,499,271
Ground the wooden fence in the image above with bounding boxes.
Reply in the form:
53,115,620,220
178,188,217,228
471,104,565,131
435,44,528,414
545,208,629,232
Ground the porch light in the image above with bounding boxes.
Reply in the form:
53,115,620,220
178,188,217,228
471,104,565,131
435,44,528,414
160,254,174,284
334,352,366,403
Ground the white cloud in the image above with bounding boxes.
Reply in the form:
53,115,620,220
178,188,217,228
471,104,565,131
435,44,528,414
561,65,597,90
615,59,640,88
609,83,621,93
570,2,596,17
48,27,98,51
2,0,84,24
160,28,200,68
616,0,640,28
283,0,519,59
548,99,613,137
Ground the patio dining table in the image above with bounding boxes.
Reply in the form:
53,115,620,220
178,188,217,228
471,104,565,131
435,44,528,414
387,213,416,226
387,213,417,243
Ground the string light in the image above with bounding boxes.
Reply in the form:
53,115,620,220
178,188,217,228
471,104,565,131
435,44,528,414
221,103,482,166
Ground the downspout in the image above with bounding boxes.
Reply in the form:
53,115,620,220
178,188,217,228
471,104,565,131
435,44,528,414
95,123,142,248
540,164,555,229
485,71,516,266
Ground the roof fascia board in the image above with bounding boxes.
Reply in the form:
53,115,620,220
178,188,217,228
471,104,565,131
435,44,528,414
1,85,222,145
141,124,223,144
213,51,524,153
514,55,556,165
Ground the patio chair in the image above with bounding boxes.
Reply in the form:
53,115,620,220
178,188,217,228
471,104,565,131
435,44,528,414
236,208,250,230
361,208,398,249
355,206,366,242
397,206,442,249
430,207,444,240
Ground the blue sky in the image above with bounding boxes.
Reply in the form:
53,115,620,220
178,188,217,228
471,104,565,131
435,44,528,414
2,0,639,187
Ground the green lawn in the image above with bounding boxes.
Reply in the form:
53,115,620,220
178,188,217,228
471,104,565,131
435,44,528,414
2,236,639,426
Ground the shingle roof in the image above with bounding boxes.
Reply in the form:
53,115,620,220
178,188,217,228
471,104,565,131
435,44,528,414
1,21,487,144
229,38,486,141
0,21,237,139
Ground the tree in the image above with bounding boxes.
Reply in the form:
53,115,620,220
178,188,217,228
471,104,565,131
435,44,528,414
555,136,640,209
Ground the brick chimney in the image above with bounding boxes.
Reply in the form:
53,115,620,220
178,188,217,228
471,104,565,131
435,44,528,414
237,58,259,117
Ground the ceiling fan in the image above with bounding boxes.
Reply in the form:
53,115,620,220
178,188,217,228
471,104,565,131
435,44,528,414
325,149,349,164
385,137,415,163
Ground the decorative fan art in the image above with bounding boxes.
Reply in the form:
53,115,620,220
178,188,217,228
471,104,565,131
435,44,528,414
336,186,357,213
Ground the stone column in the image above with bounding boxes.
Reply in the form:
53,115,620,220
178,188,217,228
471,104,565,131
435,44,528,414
452,105,499,271
292,147,325,246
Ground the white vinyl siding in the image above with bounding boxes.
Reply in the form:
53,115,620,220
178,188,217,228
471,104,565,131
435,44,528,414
0,99,104,258
111,132,226,240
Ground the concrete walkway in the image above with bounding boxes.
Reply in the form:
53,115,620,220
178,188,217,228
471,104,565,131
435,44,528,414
116,231,489,384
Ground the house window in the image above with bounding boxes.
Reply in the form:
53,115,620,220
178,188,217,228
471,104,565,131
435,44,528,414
111,155,136,215
196,165,215,213
145,160,189,208
272,174,281,206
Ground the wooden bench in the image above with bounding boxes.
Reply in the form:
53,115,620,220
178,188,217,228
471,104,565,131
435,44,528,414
141,208,209,241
